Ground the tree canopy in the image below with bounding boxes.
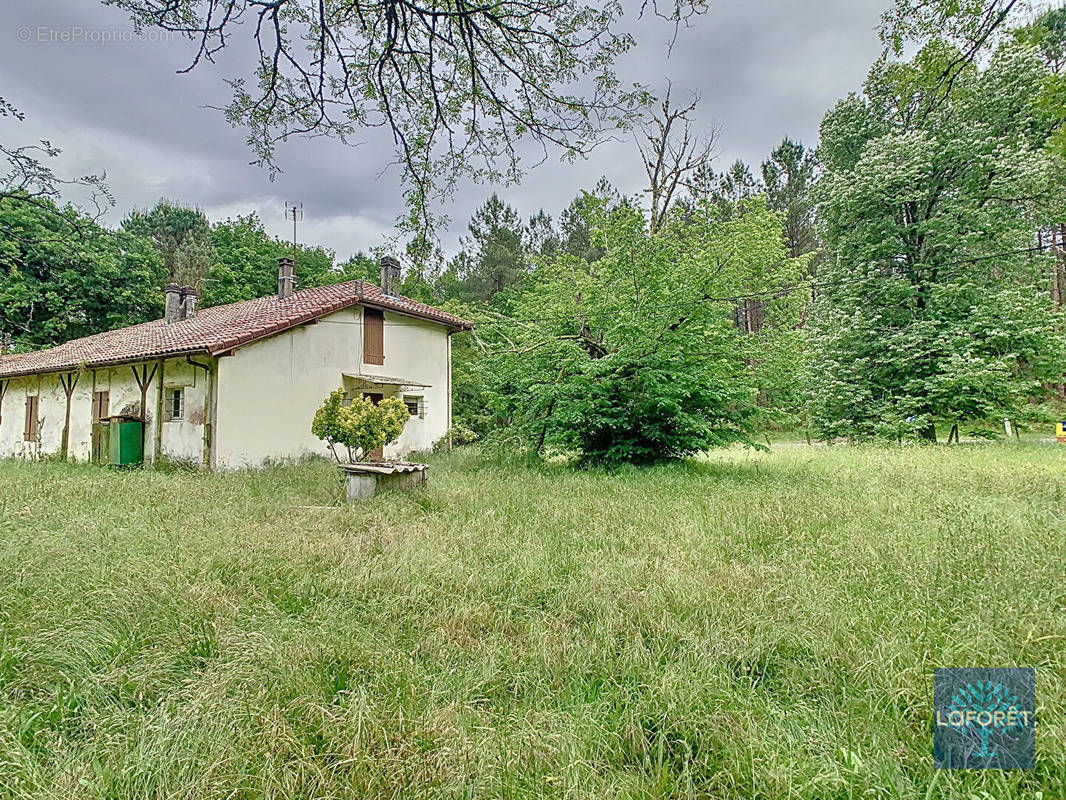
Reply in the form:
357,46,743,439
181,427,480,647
465,192,806,464
0,197,164,350
4,0,1065,465
808,38,1066,441
206,213,347,306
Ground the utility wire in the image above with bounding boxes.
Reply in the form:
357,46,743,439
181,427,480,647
465,243,1059,328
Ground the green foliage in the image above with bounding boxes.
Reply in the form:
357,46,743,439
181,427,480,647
809,39,1066,441
205,213,343,306
880,0,1022,58
309,388,347,455
474,195,806,464
442,194,530,306
432,425,479,453
703,159,760,214
311,389,409,462
447,323,496,438
1021,8,1066,156
121,200,215,285
0,199,372,350
761,138,819,261
0,196,165,349
558,179,618,262
1015,7,1066,73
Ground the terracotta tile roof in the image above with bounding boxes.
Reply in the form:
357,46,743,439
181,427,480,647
0,280,471,379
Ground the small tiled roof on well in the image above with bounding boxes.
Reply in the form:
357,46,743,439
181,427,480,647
0,280,472,379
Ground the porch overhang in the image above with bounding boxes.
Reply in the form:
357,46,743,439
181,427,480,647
341,372,432,389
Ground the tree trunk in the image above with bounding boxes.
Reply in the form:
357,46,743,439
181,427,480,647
919,422,937,443
1055,225,1066,308
537,398,556,454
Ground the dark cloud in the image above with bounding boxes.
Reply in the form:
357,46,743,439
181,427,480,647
0,0,887,259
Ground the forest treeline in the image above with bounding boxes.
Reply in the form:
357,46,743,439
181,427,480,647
3,8,1066,462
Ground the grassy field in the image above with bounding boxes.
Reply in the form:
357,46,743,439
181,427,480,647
0,445,1063,799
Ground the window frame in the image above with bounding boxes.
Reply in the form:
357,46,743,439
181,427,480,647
164,387,184,422
403,395,424,419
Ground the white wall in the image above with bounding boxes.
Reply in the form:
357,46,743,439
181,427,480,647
0,358,212,465
0,374,53,460
214,306,451,468
157,358,213,465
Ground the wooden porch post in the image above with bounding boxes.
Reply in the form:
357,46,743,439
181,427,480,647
131,363,158,421
58,371,80,460
131,363,159,458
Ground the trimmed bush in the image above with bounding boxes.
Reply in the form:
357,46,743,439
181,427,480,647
311,389,409,462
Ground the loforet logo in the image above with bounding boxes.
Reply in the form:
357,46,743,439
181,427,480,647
934,668,1035,769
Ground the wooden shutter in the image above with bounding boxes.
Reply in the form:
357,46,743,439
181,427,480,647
363,308,384,365
92,390,109,422
24,395,38,441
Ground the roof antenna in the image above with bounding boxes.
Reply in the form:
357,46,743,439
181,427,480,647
284,201,303,269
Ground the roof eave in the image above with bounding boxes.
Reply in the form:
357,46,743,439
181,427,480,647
0,346,214,380
356,299,472,331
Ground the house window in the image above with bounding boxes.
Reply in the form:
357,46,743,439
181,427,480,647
164,388,184,421
92,390,110,422
363,308,384,365
24,395,39,442
403,395,424,418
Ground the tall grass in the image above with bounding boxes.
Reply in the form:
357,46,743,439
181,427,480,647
0,444,1062,798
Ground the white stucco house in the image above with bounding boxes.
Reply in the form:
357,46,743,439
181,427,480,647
0,257,472,468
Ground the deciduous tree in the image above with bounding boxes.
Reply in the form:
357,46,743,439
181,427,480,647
205,213,340,305
0,198,164,349
636,88,717,235
809,39,1065,441
475,193,806,464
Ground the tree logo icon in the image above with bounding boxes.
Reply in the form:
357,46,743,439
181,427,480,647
934,668,1035,769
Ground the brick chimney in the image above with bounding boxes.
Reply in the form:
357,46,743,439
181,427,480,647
380,255,401,296
181,286,199,319
164,283,183,324
278,256,295,299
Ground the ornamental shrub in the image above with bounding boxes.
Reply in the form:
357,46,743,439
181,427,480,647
312,389,410,461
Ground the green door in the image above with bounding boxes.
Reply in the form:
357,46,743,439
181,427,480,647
108,419,144,466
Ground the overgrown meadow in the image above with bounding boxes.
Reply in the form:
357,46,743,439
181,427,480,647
0,444,1062,799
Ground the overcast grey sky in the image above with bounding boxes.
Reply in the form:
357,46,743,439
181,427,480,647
1,0,888,260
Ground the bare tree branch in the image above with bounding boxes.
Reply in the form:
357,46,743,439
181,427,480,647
0,97,114,239
635,86,717,235
104,0,707,233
